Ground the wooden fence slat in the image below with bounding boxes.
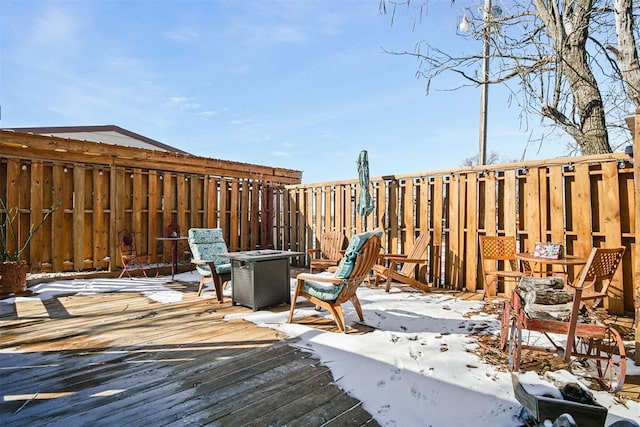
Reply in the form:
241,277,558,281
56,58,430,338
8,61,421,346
432,176,444,287
465,173,478,292
601,162,624,312
573,164,592,258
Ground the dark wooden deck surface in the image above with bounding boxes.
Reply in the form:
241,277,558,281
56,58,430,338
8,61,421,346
0,272,380,427
1,268,637,426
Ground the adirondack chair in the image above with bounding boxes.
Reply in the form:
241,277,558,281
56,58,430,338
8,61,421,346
373,233,431,292
569,246,626,310
288,229,382,333
187,228,232,301
307,230,346,272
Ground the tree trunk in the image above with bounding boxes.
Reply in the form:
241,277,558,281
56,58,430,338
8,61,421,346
614,0,640,108
535,0,612,154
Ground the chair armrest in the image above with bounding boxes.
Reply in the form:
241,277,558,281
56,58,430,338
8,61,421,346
383,255,423,263
191,259,216,267
307,249,321,257
381,254,408,260
297,272,343,284
400,258,427,264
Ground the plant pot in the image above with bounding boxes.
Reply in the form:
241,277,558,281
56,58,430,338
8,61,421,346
0,261,29,294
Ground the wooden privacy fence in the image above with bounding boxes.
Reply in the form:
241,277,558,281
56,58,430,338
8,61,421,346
1,129,638,315
284,151,637,315
0,130,301,275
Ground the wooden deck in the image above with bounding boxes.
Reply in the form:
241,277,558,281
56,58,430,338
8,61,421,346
1,270,637,426
0,274,379,427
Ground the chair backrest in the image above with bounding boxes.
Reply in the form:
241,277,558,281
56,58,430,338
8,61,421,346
187,228,229,267
399,233,431,277
165,221,180,238
119,230,136,257
573,247,625,299
320,230,346,262
333,230,382,304
479,235,520,272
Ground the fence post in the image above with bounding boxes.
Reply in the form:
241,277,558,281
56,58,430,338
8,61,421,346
633,109,640,365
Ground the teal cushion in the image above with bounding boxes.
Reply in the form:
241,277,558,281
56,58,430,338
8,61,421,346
302,272,345,301
188,228,231,277
195,262,232,278
334,229,382,279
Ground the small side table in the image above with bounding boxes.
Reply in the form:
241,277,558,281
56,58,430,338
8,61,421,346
155,236,189,280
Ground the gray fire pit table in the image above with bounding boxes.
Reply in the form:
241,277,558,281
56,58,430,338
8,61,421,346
218,250,304,311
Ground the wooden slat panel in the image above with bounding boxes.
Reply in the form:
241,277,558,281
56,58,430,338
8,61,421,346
573,164,592,258
229,180,240,251
465,173,478,292
431,177,444,287
93,169,106,268
177,175,189,238
523,168,540,249
503,170,517,237
448,174,460,288
250,180,259,250
28,161,44,269
388,180,399,253
600,162,624,312
538,167,549,241
52,165,65,271
240,180,250,250
548,166,565,243
220,179,229,238
323,186,331,232
73,166,85,271
484,171,497,235
403,179,414,242
313,187,322,246
375,181,386,247
148,171,159,261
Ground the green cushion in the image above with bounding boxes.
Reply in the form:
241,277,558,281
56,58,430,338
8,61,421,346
302,272,345,301
188,228,231,277
334,229,382,279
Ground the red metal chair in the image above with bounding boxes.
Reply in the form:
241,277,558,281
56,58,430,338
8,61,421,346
118,230,148,279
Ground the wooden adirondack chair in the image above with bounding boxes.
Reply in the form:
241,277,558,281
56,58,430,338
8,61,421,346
307,230,346,272
373,233,431,292
289,230,382,332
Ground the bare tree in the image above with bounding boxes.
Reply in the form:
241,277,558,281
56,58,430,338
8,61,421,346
380,0,640,154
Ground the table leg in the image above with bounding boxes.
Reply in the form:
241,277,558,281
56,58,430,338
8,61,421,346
171,241,177,280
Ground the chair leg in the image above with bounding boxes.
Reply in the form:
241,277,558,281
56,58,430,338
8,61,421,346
288,279,303,323
212,276,224,303
329,305,346,332
482,276,495,306
350,295,364,322
197,276,209,296
385,261,399,292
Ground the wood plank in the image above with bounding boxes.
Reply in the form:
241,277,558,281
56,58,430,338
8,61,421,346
573,164,592,258
431,177,444,287
73,166,85,271
600,162,624,313
448,174,460,288
465,172,479,292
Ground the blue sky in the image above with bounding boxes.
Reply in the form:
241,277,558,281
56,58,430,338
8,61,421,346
1,0,571,183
